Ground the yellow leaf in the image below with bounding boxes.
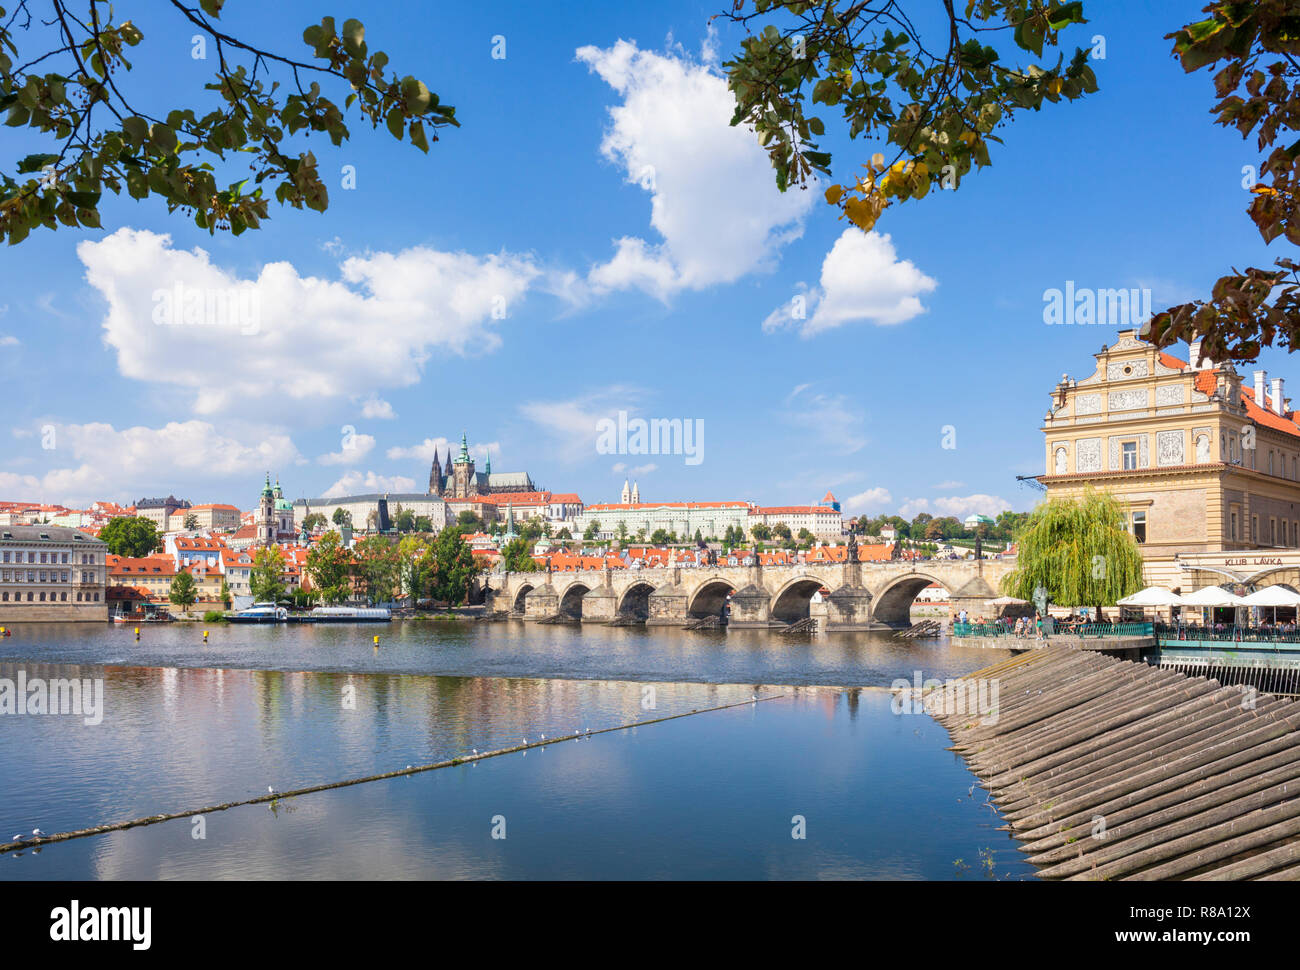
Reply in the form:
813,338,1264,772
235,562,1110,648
871,152,885,169
824,184,844,205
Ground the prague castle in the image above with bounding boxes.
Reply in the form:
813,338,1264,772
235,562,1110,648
427,432,535,499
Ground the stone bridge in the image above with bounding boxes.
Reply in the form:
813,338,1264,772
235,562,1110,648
481,558,1016,630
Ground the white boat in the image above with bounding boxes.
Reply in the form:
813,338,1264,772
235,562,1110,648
228,603,289,623
307,606,392,623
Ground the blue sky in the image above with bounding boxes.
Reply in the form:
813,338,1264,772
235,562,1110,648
0,1,1287,521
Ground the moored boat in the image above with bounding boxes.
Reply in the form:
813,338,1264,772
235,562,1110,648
227,603,289,623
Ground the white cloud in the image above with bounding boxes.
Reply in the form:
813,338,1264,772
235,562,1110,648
899,493,1011,520
933,480,966,490
360,396,397,420
317,433,375,466
387,437,499,463
78,228,540,416
0,334,17,347
629,463,657,475
577,39,812,300
520,386,642,462
763,229,937,337
321,470,417,499
4,420,300,505
843,487,893,514
781,384,867,454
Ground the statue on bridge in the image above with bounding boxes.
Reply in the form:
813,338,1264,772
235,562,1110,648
847,531,858,563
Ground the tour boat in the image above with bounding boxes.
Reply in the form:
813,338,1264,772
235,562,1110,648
306,606,392,622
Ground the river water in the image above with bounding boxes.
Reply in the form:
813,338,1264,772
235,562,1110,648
0,621,1031,880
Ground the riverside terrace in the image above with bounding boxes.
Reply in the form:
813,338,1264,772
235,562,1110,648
952,621,1300,696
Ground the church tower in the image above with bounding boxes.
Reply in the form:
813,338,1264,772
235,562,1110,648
631,481,640,504
620,479,631,504
428,446,442,496
452,432,476,499
257,472,275,547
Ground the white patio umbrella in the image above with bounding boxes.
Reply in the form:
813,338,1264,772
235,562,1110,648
1178,586,1246,607
1240,585,1300,607
1240,585,1300,628
1179,585,1247,632
1117,586,1185,607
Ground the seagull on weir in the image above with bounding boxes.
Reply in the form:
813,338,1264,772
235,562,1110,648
472,748,478,755
11,835,23,843
540,733,546,741
267,786,276,796
31,829,43,838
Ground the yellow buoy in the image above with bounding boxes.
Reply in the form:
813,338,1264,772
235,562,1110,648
373,634,380,646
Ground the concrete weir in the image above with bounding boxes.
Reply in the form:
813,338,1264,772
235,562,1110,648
927,647,1300,880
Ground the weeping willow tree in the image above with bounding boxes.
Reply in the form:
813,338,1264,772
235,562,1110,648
1002,490,1144,620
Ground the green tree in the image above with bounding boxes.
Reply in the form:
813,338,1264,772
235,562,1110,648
332,507,353,529
772,522,792,541
457,510,483,530
302,512,327,532
426,527,476,607
100,515,161,557
250,545,286,602
583,520,601,541
353,534,399,603
722,0,1093,229
1,5,457,246
219,578,231,609
168,568,197,609
183,512,199,530
413,515,432,533
1147,2,1300,363
1002,490,1144,619
751,523,772,541
305,530,351,604
395,534,427,606
650,528,670,545
556,526,572,540
500,536,536,573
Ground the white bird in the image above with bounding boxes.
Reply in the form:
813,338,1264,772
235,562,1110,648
472,748,478,755
31,829,43,838
585,727,590,734
521,738,527,745
540,733,546,741
406,765,412,771
267,786,276,795
11,835,23,843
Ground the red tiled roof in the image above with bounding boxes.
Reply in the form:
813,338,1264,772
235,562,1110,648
584,501,748,511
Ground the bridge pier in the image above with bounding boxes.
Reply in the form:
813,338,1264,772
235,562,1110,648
523,583,559,620
646,580,688,626
727,584,771,628
824,583,875,631
579,585,618,623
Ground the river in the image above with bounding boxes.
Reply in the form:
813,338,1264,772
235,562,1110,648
0,621,1031,880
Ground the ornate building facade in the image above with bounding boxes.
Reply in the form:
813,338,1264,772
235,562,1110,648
427,433,535,499
1040,329,1300,588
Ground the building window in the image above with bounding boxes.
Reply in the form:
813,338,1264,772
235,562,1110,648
1132,510,1147,543
1271,518,1278,545
1122,441,1138,470
1252,515,1259,541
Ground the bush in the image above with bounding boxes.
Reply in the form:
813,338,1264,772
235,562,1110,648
203,610,228,623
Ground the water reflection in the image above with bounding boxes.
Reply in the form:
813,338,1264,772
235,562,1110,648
1,665,1032,880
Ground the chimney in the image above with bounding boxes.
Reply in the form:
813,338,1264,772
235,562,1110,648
1272,377,1286,415
1189,338,1213,370
1254,370,1267,406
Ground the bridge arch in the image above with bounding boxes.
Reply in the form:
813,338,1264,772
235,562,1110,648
687,577,735,618
770,575,830,623
873,573,949,627
558,581,592,619
617,581,655,619
512,583,535,614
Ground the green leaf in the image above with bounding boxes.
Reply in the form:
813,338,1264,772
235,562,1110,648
409,119,429,153
17,153,59,174
342,19,366,57
386,107,405,139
